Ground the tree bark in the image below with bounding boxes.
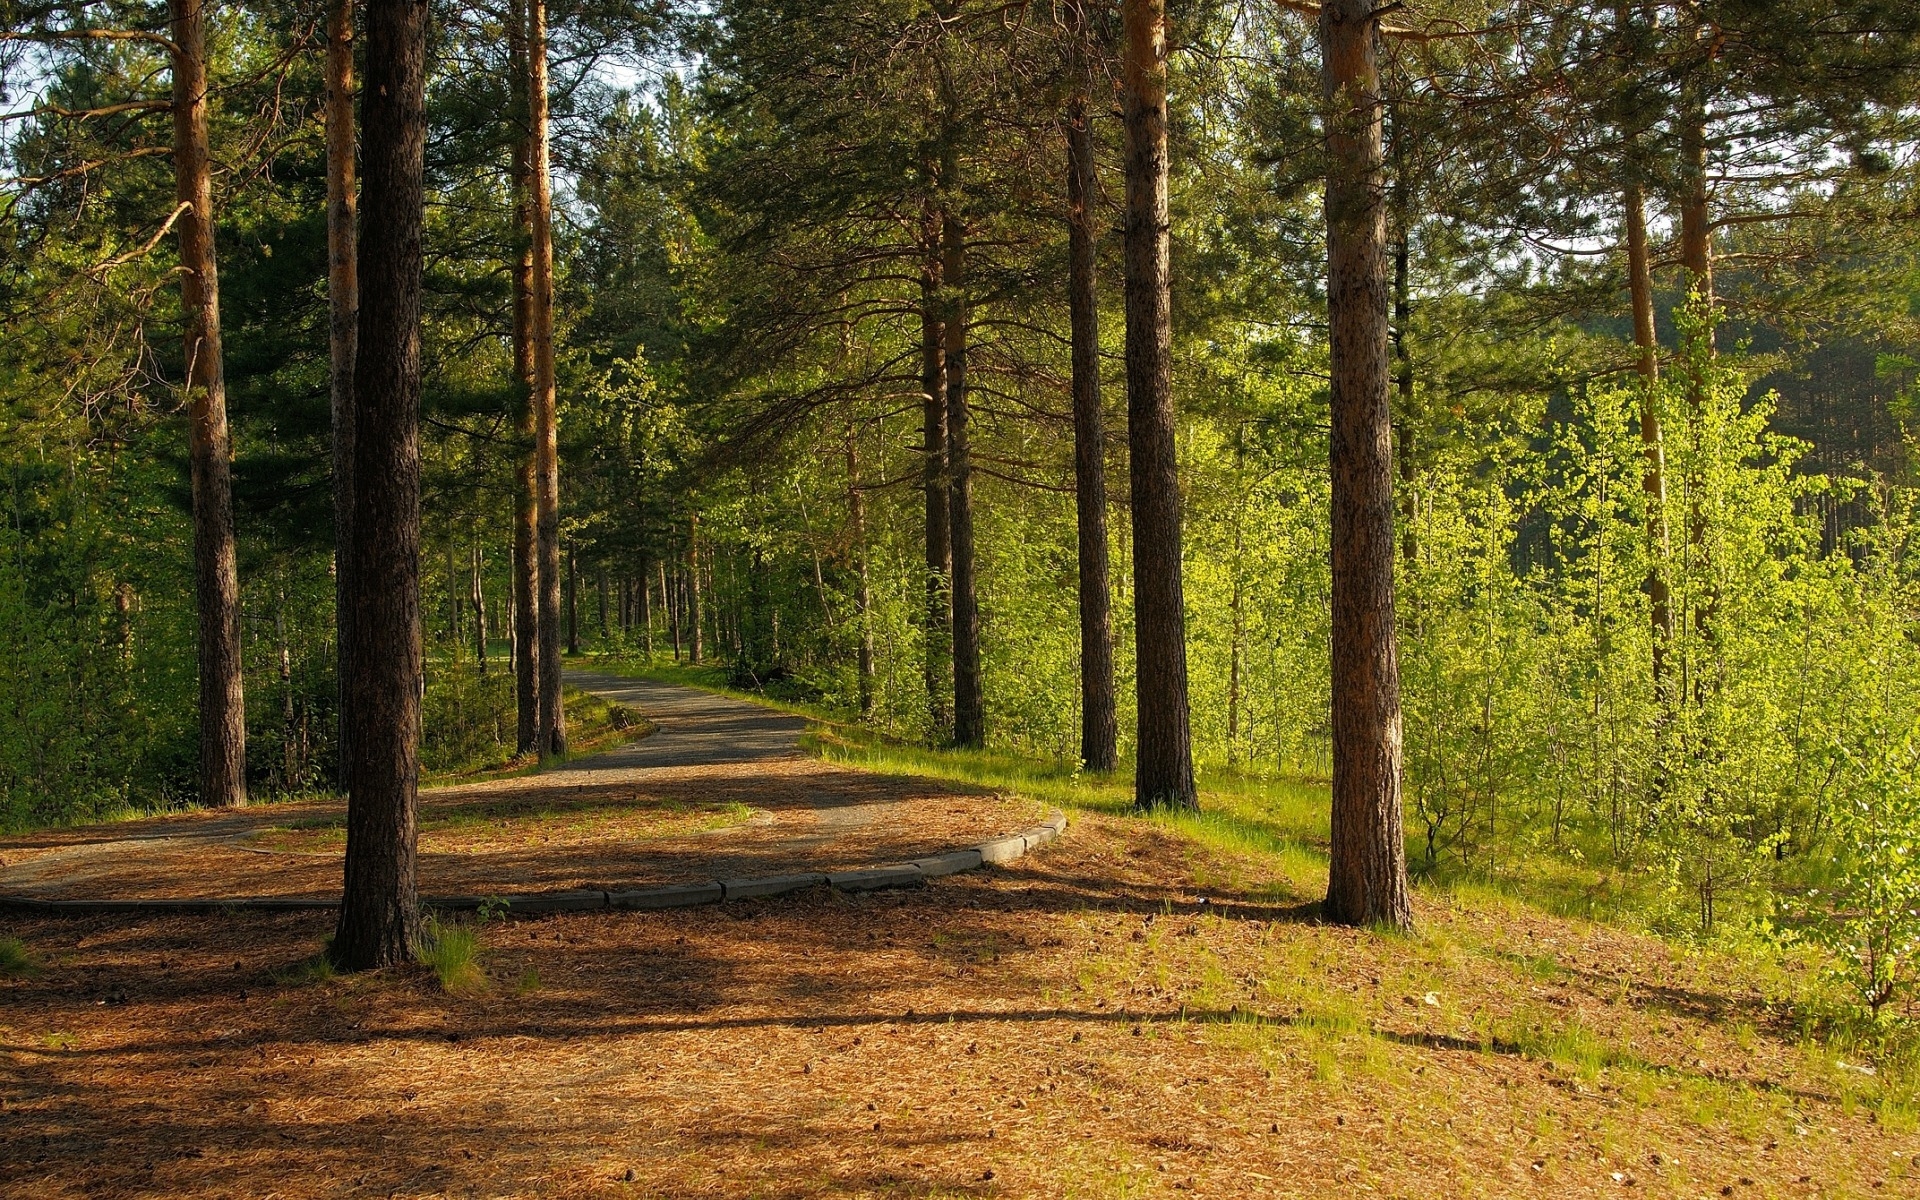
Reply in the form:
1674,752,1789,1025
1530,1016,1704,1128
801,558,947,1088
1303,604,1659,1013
1392,234,1417,565
333,0,428,971
640,564,653,656
663,557,680,661
171,0,246,809
943,198,984,749
1121,0,1195,809
847,423,875,716
919,199,953,741
1625,184,1673,686
596,567,608,639
565,543,579,656
508,0,539,756
471,539,488,673
1321,0,1412,930
687,515,704,664
528,0,564,755
1066,88,1117,774
325,0,358,786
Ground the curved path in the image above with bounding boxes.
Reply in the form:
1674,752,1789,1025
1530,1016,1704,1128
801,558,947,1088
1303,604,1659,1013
0,670,1059,910
559,670,809,770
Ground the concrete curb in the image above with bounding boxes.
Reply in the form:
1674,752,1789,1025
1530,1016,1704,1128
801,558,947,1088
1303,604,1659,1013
0,809,1067,917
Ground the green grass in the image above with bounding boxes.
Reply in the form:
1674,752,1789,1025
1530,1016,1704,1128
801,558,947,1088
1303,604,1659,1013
417,916,486,996
271,950,336,987
0,936,36,977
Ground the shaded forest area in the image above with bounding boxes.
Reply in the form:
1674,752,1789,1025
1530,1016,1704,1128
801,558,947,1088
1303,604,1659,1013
4,1,1920,1002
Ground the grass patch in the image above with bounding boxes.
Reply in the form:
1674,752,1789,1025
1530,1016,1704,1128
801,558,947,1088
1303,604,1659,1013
271,950,336,987
417,916,486,996
0,936,36,977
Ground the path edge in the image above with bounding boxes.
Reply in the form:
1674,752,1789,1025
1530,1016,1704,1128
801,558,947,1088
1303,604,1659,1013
0,810,1069,917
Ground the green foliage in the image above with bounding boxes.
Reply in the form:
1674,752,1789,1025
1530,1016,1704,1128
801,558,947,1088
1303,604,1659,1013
416,915,486,996
0,936,37,977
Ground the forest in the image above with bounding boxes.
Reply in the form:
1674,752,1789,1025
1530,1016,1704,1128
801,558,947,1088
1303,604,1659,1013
3,0,1920,1193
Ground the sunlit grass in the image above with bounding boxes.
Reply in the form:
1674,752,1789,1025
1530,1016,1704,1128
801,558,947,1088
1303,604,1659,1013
417,916,486,996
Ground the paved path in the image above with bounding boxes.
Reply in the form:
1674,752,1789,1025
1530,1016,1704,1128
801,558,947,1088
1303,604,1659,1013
0,671,1049,905
560,670,809,769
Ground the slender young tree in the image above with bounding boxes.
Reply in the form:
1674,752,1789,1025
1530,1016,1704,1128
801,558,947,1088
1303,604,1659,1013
334,0,429,971
1321,0,1412,930
528,0,565,754
170,0,246,807
1065,66,1117,775
326,0,358,783
1121,0,1195,809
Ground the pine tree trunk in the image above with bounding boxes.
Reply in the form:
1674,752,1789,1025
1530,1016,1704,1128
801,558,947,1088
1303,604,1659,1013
597,567,608,639
471,540,488,673
920,199,953,741
1227,519,1244,766
640,565,653,656
565,543,579,656
171,0,247,809
847,425,875,716
943,199,984,749
1679,72,1717,639
1067,90,1118,774
508,0,539,756
1121,0,1195,810
1393,235,1418,565
1625,184,1673,686
325,0,358,786
528,0,564,756
664,557,680,661
1321,0,1412,931
333,0,427,971
687,516,704,664
506,546,518,673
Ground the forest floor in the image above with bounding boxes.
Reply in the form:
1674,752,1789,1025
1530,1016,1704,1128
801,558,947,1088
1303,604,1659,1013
2,671,1917,1198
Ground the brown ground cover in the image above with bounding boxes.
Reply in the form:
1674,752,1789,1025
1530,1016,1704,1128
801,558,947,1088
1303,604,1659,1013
0,760,1045,902
3,808,1913,1199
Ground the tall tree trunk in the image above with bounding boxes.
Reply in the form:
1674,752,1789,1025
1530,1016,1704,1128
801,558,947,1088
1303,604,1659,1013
565,543,579,656
1227,518,1245,766
528,0,564,755
664,557,680,661
1067,87,1117,774
1121,0,1195,810
1321,0,1412,930
506,545,518,674
687,515,704,664
1625,183,1673,687
508,0,539,756
171,0,247,808
943,199,984,749
471,539,488,673
277,585,295,787
919,199,953,741
847,423,875,716
325,0,358,787
1678,67,1717,645
640,564,653,656
597,567,608,639
446,539,460,645
334,0,427,971
1392,234,1418,565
